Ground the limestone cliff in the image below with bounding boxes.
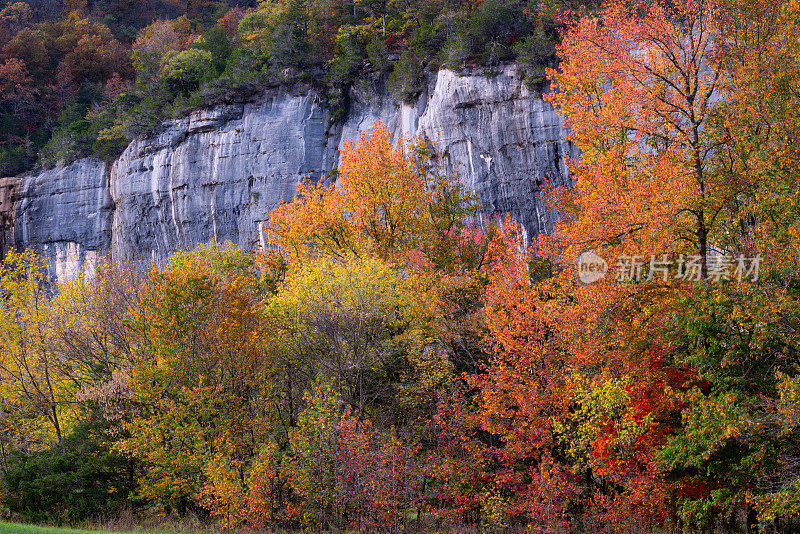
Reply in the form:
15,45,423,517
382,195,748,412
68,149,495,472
9,64,572,282
13,159,113,281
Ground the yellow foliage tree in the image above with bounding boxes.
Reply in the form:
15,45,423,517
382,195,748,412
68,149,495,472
268,253,428,419
267,121,479,264
0,251,77,449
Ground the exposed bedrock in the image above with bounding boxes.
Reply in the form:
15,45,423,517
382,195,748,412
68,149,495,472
14,158,112,282
12,64,573,282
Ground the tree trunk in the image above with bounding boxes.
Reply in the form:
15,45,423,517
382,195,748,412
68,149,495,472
697,212,709,280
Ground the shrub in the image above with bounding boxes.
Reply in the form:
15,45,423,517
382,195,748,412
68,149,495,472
466,0,525,64
120,89,170,138
387,50,425,103
439,0,529,67
409,21,444,60
161,48,216,95
0,144,26,176
514,31,557,93
1,417,134,524
325,27,366,120
366,36,389,73
286,383,423,531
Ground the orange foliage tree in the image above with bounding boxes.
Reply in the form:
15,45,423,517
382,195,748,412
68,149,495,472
266,121,479,265
545,0,749,276
473,220,689,531
515,1,800,532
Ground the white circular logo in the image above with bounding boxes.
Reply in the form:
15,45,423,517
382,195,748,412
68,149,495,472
576,251,608,283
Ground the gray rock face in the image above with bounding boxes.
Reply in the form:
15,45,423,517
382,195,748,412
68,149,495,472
11,64,572,281
110,91,333,263
15,159,112,282
0,176,19,259
339,66,572,241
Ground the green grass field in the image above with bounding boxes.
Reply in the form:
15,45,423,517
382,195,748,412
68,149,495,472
0,523,134,534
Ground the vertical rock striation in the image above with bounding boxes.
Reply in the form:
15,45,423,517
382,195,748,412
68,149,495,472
15,158,112,283
8,65,572,280
110,91,333,263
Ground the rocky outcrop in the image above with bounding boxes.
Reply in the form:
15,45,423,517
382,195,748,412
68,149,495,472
15,158,112,282
339,67,571,240
11,64,572,283
110,92,333,263
0,176,19,259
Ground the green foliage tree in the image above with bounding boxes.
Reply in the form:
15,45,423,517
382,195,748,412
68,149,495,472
161,48,216,95
659,283,800,531
387,49,424,102
1,416,134,524
192,26,231,74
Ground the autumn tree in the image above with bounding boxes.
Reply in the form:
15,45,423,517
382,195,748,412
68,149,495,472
471,221,584,532
0,252,75,448
529,2,800,532
0,57,37,167
0,2,31,35
263,122,492,529
472,3,754,526
712,0,800,279
267,121,479,264
545,0,743,276
286,381,423,531
131,18,187,87
117,244,278,515
268,253,426,420
50,261,143,383
642,1,800,528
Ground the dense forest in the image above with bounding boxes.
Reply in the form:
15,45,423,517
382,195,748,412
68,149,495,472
0,0,587,175
2,0,800,532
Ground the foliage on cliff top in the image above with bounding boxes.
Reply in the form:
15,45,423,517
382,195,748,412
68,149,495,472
0,0,595,174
